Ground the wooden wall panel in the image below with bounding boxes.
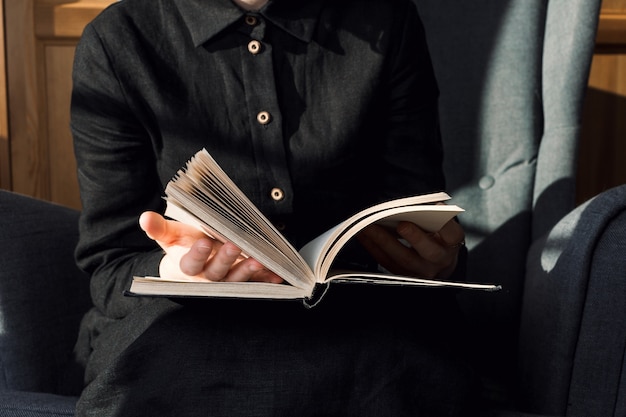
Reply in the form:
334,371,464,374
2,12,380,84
45,43,80,207
3,0,114,208
0,0,10,190
34,0,113,38
602,0,626,11
577,0,626,203
579,57,626,203
5,0,43,199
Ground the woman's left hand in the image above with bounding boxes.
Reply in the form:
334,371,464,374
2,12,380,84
357,217,465,279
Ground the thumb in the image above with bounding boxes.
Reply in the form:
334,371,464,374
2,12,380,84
139,211,168,242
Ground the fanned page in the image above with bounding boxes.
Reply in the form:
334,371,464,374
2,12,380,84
164,149,315,291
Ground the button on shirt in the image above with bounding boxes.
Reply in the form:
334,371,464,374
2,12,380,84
71,0,445,317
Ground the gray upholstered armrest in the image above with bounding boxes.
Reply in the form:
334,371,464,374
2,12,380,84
518,184,626,416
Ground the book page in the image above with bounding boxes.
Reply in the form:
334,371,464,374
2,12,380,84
297,192,451,275
325,273,501,291
129,277,310,299
299,203,463,283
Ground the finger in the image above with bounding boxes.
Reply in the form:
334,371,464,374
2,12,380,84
359,223,461,279
358,224,435,276
203,241,243,281
222,258,282,283
179,238,214,276
397,221,463,279
224,258,263,282
357,224,402,269
435,218,465,247
396,222,448,265
250,268,284,284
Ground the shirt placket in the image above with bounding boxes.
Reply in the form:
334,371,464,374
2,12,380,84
239,14,294,216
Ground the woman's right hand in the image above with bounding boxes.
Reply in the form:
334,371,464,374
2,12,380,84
139,211,283,283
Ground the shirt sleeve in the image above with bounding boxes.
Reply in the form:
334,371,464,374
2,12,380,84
380,2,467,280
71,23,165,319
378,0,446,201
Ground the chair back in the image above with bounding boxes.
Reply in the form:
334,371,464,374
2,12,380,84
413,0,602,396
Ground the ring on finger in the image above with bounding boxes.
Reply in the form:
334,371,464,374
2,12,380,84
448,239,466,249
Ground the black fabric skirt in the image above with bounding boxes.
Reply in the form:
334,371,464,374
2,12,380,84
75,284,479,417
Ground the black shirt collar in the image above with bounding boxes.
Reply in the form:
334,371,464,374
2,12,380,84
173,0,324,47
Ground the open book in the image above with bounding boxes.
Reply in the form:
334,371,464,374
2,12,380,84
128,149,500,304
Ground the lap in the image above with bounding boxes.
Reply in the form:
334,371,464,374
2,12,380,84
76,286,478,417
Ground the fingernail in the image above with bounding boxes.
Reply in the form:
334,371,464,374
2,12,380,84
225,246,241,257
249,263,263,272
397,222,411,235
198,244,212,253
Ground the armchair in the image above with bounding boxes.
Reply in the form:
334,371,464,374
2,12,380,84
0,0,618,416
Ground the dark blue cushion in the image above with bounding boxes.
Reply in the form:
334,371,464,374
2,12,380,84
0,391,78,417
0,191,91,395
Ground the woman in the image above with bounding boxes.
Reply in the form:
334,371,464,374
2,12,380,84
71,0,475,415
